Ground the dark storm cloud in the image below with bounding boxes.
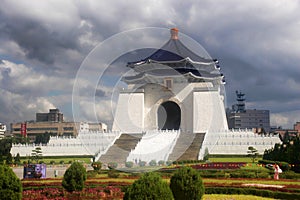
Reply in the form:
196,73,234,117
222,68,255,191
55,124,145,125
95,89,106,97
0,12,79,64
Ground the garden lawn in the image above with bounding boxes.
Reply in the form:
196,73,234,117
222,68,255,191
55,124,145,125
203,178,300,186
203,194,274,199
20,157,92,164
209,157,255,163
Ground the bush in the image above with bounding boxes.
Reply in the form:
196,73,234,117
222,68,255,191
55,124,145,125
198,170,226,178
86,170,98,178
278,161,290,171
259,160,291,172
256,171,271,178
62,162,87,192
149,160,157,166
124,172,173,200
166,160,173,166
91,161,102,171
280,170,300,179
0,164,22,200
138,161,146,167
170,166,204,200
107,169,120,178
59,160,64,164
50,160,55,165
230,170,256,178
125,161,133,168
108,162,118,169
158,160,165,166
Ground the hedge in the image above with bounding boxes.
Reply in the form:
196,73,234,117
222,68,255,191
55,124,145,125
205,187,300,199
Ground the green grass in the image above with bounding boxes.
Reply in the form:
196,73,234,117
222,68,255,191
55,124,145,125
241,164,270,171
203,194,274,200
209,157,254,162
117,165,163,172
203,178,300,186
20,157,92,164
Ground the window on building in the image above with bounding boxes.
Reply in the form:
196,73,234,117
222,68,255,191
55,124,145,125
63,127,74,131
164,79,173,89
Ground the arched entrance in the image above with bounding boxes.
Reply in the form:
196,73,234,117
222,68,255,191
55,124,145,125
158,101,181,130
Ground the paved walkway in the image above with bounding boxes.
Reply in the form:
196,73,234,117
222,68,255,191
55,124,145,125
242,183,285,188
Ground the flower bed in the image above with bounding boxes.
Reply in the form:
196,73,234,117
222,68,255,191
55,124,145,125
191,162,247,170
22,186,124,200
22,177,127,199
22,174,300,199
159,162,247,171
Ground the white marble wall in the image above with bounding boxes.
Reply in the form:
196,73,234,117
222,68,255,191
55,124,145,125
112,92,144,132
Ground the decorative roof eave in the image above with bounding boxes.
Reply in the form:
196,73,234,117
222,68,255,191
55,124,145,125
184,72,225,84
129,59,220,75
122,72,223,84
128,57,218,68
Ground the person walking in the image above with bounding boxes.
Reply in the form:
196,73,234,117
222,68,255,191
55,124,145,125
274,164,282,180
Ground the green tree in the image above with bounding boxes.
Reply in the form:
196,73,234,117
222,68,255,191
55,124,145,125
0,164,22,200
14,153,21,165
108,162,118,169
149,159,157,166
247,146,259,163
62,162,87,192
0,138,12,157
263,136,300,172
12,135,30,144
31,147,43,163
203,147,209,161
34,132,52,144
170,166,205,200
5,153,13,165
125,161,133,168
279,131,290,143
0,154,3,164
91,161,102,171
158,160,165,166
124,172,173,200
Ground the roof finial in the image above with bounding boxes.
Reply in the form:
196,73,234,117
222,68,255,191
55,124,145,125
170,28,179,40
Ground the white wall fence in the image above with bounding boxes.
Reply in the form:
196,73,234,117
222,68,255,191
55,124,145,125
11,131,121,157
11,128,282,161
198,129,281,159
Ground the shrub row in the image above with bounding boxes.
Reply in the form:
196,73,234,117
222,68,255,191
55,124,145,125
205,187,300,199
280,171,300,179
197,169,271,179
161,168,300,179
172,160,202,165
258,160,290,171
230,170,270,179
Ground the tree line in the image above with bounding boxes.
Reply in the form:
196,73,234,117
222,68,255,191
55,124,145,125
263,132,300,172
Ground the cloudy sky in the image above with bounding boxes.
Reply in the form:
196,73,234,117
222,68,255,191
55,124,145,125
0,0,300,129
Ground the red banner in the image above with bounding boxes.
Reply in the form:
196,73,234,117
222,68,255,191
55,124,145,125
21,123,27,137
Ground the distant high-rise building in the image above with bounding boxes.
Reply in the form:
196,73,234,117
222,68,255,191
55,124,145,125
36,109,63,122
11,121,107,142
294,122,300,134
11,108,106,142
235,90,246,112
227,91,270,132
0,123,6,139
